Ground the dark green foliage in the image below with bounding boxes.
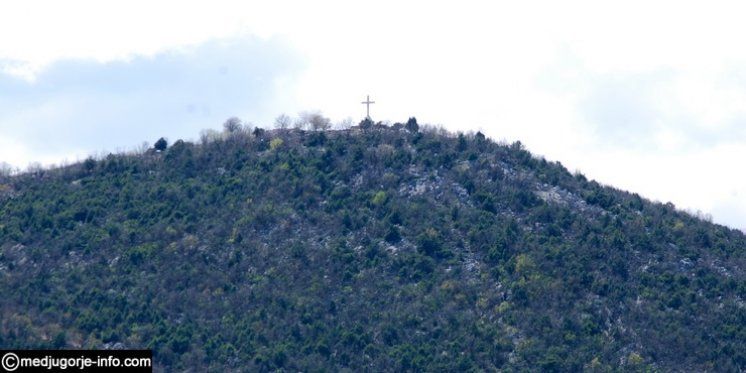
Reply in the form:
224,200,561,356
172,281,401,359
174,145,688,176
405,117,418,133
83,157,96,172
359,118,373,129
0,125,744,371
384,225,401,244
416,229,451,259
154,137,168,152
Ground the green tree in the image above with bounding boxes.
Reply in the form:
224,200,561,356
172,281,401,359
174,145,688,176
154,137,168,152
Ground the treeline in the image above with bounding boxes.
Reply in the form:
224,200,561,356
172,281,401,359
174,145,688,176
0,120,744,371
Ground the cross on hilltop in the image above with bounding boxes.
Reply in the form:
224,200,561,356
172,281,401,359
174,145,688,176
361,95,375,120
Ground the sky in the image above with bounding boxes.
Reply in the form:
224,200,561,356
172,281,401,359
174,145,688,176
1,0,746,231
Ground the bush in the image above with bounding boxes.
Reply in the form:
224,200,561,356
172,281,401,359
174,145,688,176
269,138,284,151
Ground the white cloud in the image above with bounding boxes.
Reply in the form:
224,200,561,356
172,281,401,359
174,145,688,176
0,36,304,167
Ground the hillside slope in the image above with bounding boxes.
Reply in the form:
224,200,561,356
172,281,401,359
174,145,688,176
1,124,744,371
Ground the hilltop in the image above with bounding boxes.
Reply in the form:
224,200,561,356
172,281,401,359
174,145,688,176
1,121,744,371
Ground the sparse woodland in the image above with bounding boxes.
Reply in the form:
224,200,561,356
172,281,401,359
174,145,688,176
0,121,744,371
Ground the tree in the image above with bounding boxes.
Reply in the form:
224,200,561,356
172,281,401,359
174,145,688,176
0,162,14,177
335,117,354,130
136,141,150,154
406,117,419,133
52,331,67,348
223,117,242,133
27,162,43,175
293,117,306,130
385,226,401,244
154,137,168,152
299,111,331,131
199,129,221,145
83,157,96,172
311,115,331,131
416,228,451,259
457,133,467,151
359,118,374,130
274,114,292,130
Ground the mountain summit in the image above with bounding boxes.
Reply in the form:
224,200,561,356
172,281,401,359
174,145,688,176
1,123,744,371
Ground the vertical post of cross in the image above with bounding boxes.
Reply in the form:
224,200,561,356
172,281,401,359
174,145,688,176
361,95,375,120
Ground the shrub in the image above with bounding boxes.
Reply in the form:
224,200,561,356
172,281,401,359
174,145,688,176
371,191,387,206
269,138,284,151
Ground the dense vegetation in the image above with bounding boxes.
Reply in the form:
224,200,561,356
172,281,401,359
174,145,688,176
1,122,744,371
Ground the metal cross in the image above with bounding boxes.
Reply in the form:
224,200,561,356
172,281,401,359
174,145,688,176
361,95,375,119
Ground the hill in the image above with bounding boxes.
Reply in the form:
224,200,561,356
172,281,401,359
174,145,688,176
0,122,744,371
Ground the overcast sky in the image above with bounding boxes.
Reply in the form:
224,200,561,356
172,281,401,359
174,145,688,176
1,0,746,231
